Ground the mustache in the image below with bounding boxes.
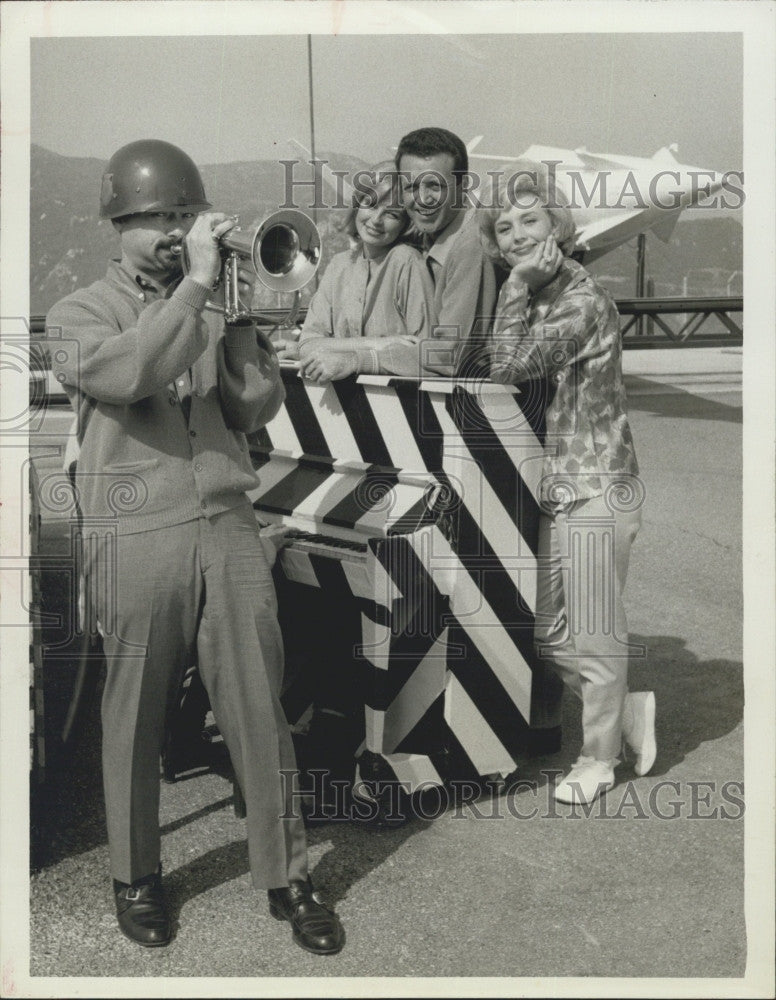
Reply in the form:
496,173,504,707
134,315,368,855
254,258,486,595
155,238,183,259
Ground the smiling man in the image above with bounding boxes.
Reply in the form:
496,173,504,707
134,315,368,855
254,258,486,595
396,127,497,377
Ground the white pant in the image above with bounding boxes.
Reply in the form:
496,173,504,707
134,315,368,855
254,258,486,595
535,493,642,761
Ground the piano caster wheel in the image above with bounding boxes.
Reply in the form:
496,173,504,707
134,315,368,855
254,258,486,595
369,786,413,829
355,751,413,829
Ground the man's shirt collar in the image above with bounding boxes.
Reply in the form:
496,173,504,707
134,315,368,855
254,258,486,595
425,208,470,267
108,258,175,299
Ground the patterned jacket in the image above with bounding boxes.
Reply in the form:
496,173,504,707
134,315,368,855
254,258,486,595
489,258,639,510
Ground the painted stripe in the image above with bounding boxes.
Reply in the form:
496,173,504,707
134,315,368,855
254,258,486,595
444,672,515,777
448,441,538,613
379,632,448,751
447,621,531,754
330,377,394,468
455,503,536,664
447,387,542,553
360,536,449,710
387,495,436,536
365,385,428,471
364,705,385,751
402,523,458,600
323,470,398,529
427,530,533,722
307,552,355,600
478,389,546,500
514,377,549,444
426,393,539,600
393,380,446,473
253,465,334,516
292,469,367,525
282,375,332,457
248,454,308,508
303,381,363,464
263,397,303,456
359,614,394,668
383,482,434,531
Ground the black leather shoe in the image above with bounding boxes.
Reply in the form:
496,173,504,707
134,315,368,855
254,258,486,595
268,879,345,955
113,869,171,947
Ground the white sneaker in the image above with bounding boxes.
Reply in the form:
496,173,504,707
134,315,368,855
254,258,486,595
622,691,657,776
553,756,615,804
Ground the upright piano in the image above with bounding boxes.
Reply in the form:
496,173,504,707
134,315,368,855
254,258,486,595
248,366,555,797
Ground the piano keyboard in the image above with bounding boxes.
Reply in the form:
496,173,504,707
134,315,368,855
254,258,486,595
282,528,367,556
256,520,373,597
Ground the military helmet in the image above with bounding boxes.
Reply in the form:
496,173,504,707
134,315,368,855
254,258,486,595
99,139,211,220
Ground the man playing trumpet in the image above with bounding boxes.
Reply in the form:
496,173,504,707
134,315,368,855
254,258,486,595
47,139,345,955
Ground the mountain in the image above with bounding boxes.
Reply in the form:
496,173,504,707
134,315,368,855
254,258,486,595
30,144,367,315
29,144,743,316
586,215,743,297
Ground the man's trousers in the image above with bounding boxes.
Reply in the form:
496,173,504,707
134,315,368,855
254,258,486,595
534,493,642,762
84,501,308,889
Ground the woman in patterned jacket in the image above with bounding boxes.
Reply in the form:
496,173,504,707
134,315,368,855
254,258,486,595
480,164,657,804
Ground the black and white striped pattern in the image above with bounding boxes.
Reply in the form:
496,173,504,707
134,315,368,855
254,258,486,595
253,370,547,788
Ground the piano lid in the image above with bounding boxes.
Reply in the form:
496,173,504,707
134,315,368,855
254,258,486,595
248,371,540,540
247,453,439,539
261,371,451,471
248,371,446,537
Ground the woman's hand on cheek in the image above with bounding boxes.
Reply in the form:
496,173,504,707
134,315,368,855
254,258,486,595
513,235,563,292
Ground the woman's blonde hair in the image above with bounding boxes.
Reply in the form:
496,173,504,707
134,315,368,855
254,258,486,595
337,160,409,243
479,160,577,265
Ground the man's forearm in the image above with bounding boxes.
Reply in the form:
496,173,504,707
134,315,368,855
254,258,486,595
50,278,212,405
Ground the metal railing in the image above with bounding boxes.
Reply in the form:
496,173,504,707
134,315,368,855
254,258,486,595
616,296,743,347
29,296,745,353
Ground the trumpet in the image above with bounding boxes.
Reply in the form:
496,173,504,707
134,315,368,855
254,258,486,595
172,209,321,325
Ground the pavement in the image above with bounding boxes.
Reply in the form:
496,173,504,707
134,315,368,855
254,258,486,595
22,360,760,995
623,345,742,396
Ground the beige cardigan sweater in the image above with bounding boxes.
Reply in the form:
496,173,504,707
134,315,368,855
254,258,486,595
48,261,284,534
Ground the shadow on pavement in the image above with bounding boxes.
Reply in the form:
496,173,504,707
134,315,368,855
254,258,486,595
626,379,742,423
544,632,743,777
628,632,743,776
159,821,426,936
31,632,743,880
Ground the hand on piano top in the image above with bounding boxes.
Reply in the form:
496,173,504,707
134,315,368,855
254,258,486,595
258,523,292,567
273,334,301,362
298,348,358,383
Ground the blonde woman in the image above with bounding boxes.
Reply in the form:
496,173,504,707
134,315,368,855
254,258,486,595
480,163,656,805
296,163,436,381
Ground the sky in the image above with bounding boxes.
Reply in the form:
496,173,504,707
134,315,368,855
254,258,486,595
30,31,742,173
